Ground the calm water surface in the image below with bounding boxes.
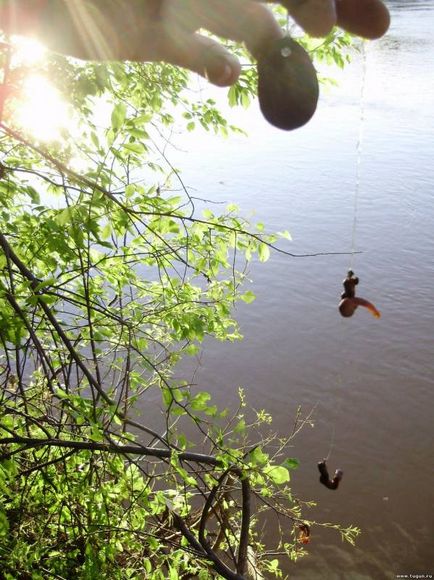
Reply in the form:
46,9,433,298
164,2,433,577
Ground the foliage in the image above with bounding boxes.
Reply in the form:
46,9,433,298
0,23,359,580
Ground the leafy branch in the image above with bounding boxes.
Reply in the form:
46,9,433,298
0,32,361,579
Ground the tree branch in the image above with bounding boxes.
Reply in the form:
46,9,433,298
198,466,249,580
0,435,221,467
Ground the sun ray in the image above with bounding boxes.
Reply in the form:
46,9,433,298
63,2,115,60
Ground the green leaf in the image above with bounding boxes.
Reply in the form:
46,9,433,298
240,290,256,304
258,243,270,262
226,203,239,212
100,223,112,240
184,343,199,356
125,183,136,198
33,278,56,292
162,387,173,407
122,142,146,155
227,85,238,107
278,230,292,240
234,418,246,433
190,392,211,412
0,511,9,537
111,102,127,131
249,446,269,465
264,465,290,485
202,209,214,220
55,207,72,226
90,131,100,149
25,186,40,204
283,457,300,470
90,425,103,442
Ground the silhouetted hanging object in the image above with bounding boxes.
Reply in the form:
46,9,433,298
318,460,343,490
298,523,311,544
338,270,380,318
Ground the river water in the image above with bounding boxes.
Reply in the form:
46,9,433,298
165,1,434,578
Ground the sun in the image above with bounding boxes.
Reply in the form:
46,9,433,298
11,36,47,66
15,74,72,141
1,36,73,142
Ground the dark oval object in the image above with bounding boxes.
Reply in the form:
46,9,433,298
339,298,357,317
257,37,319,131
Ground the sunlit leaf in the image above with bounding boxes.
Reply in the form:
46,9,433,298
258,243,270,262
111,102,127,131
264,465,290,485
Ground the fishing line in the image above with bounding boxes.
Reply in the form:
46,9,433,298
323,41,369,466
350,40,368,271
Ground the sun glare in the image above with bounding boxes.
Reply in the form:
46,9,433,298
4,37,72,141
11,36,47,66
15,75,71,141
